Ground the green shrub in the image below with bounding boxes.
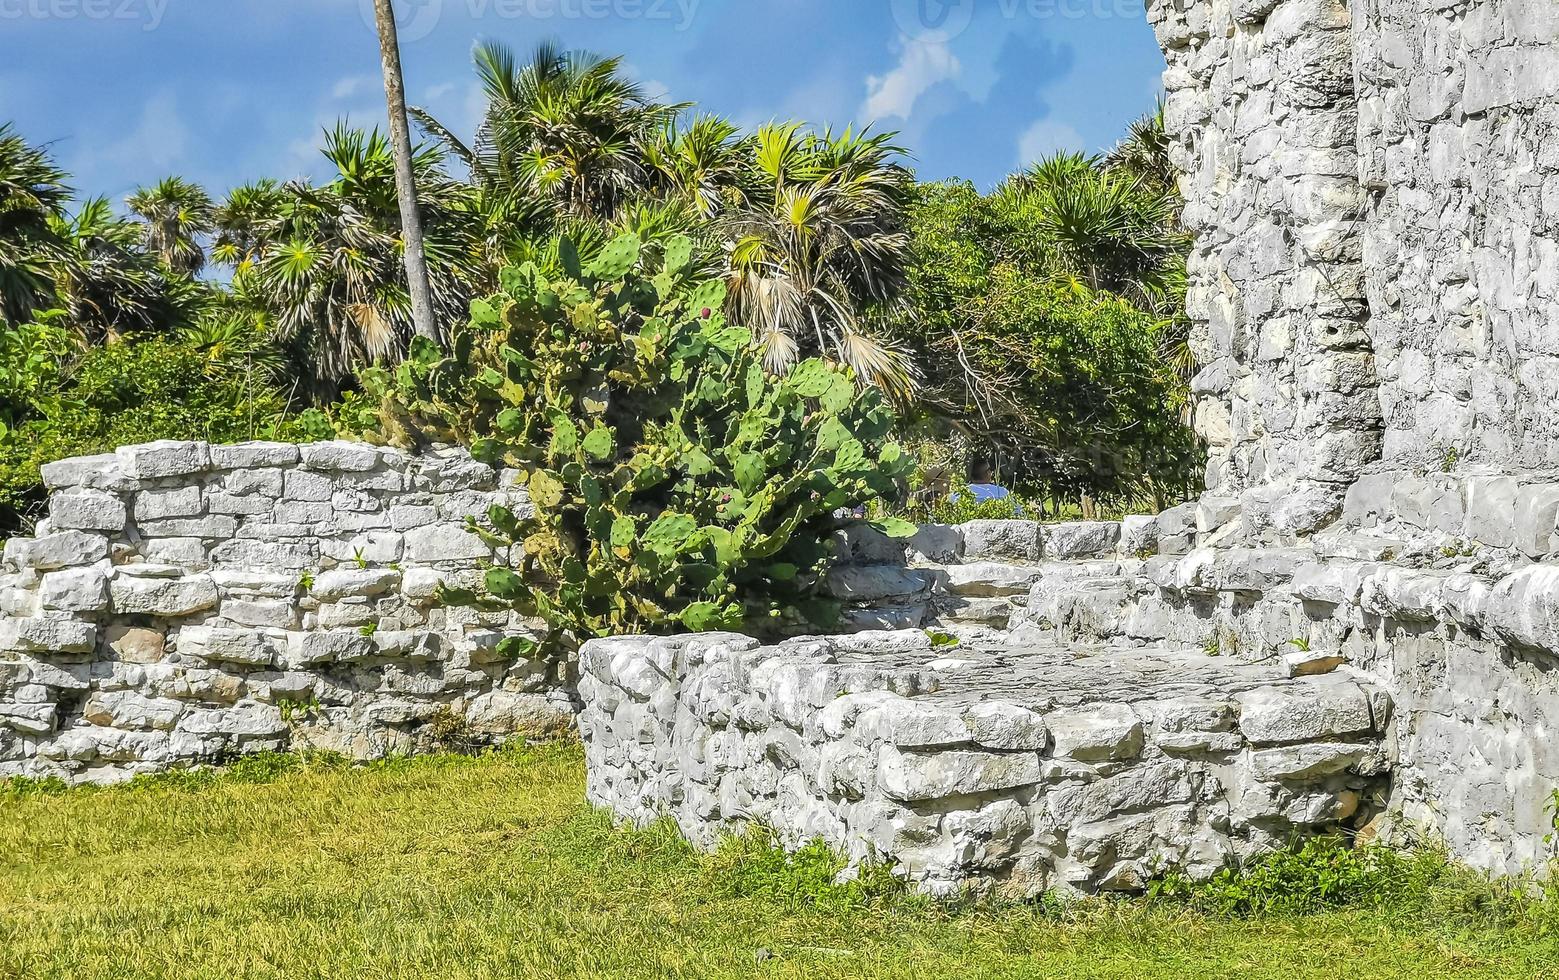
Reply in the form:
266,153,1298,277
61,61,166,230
374,233,915,656
705,829,908,915
0,337,297,534
1147,837,1421,917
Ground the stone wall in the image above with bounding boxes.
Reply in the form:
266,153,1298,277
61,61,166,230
1148,0,1559,533
0,440,568,784
580,629,1392,898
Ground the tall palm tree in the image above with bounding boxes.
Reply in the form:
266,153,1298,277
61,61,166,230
0,123,70,325
725,124,918,398
372,0,439,346
127,176,215,276
210,179,287,271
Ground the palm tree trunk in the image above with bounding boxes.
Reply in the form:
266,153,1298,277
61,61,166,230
371,0,439,346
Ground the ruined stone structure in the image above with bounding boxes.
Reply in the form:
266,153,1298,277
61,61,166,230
5,0,1558,897
0,440,567,784
582,0,1559,892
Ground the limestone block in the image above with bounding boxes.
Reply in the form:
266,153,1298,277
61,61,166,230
0,703,56,735
1484,566,1559,653
877,745,1043,802
105,626,166,664
1045,522,1122,560
1047,704,1145,762
1251,742,1384,781
3,531,109,572
211,570,299,599
110,571,220,617
940,563,1044,597
117,441,212,479
1285,650,1346,677
1342,473,1399,528
49,488,127,533
133,486,204,521
404,523,492,563
390,505,440,531
140,538,209,567
908,524,963,564
39,565,110,613
1463,475,1519,549
177,701,286,740
859,699,970,748
40,453,135,492
282,470,335,502
222,468,285,497
179,627,283,668
138,515,238,539
0,618,97,655
1120,515,1159,557
1235,682,1376,745
209,539,317,572
220,599,299,630
82,691,185,731
962,521,1043,563
932,595,1016,627
284,631,375,668
210,442,300,469
825,566,935,602
1155,502,1200,556
206,492,275,516
300,441,381,473
311,568,402,602
963,703,1048,751
1512,484,1559,557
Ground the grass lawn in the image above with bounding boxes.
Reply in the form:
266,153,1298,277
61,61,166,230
2,741,1556,980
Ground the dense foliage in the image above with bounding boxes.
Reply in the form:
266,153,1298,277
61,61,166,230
0,337,295,530
0,49,1198,538
365,233,913,653
891,130,1200,510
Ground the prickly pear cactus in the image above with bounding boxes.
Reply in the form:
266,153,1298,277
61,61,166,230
387,232,916,656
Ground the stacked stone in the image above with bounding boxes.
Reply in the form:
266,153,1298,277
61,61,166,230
1148,0,1386,538
0,440,570,784
1354,1,1559,471
579,630,1391,897
1013,533,1559,876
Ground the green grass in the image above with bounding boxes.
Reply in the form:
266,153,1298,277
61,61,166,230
2,742,1557,979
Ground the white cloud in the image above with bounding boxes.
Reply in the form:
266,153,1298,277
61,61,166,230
860,42,961,122
1017,118,1086,166
96,91,190,179
331,75,377,100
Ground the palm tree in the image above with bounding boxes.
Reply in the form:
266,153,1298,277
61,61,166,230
371,0,439,346
0,123,70,325
49,197,202,344
210,179,287,271
997,151,1186,314
725,124,918,398
1104,101,1177,195
127,176,215,276
413,41,685,234
220,126,481,393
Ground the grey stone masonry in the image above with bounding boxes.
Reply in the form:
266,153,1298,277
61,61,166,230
0,440,570,785
580,630,1390,898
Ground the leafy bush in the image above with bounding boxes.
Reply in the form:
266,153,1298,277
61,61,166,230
0,337,297,534
373,233,914,655
705,829,908,915
1147,838,1420,917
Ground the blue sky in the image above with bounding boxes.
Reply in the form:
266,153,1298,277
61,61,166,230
0,0,1166,206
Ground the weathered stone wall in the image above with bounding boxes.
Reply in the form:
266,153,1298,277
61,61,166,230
1150,0,1384,537
580,629,1391,898
1149,0,1559,531
0,440,568,784
1354,0,1559,471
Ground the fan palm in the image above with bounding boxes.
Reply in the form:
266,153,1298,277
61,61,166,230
127,176,215,276
412,41,686,237
725,124,918,398
210,179,287,270
49,197,201,344
221,125,482,392
0,123,70,325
